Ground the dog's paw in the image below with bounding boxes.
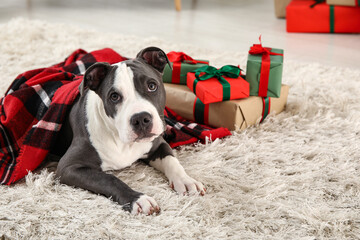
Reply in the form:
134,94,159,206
131,195,160,215
169,174,206,196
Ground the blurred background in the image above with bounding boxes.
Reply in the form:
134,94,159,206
0,0,359,69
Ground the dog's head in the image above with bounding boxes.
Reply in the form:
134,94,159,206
80,47,170,143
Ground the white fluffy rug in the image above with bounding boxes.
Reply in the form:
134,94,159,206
1,18,360,240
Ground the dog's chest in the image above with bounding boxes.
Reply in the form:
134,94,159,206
95,140,153,171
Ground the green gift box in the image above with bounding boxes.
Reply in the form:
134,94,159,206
246,45,284,98
163,51,209,85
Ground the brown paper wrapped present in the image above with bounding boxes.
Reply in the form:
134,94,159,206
164,83,289,131
274,0,292,18
326,0,359,6
274,0,313,18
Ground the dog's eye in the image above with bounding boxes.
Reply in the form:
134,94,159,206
147,82,158,92
110,93,121,102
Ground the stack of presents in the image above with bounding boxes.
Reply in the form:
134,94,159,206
275,0,360,33
163,39,289,131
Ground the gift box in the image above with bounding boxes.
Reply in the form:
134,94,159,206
326,0,359,7
186,65,249,104
162,51,209,84
274,0,293,18
287,0,360,33
245,39,284,98
164,84,289,131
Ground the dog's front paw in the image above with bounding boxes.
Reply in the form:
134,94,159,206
131,194,160,215
169,174,206,196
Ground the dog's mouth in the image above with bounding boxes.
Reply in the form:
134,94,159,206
134,132,157,142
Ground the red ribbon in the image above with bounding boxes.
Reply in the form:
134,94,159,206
248,36,283,97
167,51,208,84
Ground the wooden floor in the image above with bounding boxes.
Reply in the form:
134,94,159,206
0,0,359,69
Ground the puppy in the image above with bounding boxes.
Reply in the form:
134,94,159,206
55,47,205,215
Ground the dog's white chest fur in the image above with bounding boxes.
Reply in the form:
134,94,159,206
96,137,152,171
85,90,152,171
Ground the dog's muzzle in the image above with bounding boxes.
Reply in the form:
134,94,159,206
130,111,155,140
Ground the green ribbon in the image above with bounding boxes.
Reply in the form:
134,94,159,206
193,65,241,101
310,0,325,8
330,5,334,33
260,97,270,123
194,98,205,124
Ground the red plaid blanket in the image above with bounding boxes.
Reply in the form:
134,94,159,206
0,48,231,185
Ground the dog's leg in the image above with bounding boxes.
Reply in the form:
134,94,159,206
56,147,160,215
143,141,206,196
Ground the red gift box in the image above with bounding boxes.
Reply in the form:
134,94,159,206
286,0,360,33
186,65,249,104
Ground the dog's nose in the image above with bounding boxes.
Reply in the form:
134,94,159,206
130,112,153,133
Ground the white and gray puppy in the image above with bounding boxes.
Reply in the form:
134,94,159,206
55,47,205,215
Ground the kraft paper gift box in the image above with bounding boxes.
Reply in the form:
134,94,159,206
326,0,360,6
164,83,289,131
274,0,313,18
186,65,249,104
286,0,360,33
274,0,293,18
162,51,209,85
246,40,284,98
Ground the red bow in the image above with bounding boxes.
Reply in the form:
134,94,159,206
167,51,207,65
248,36,282,57
249,44,271,55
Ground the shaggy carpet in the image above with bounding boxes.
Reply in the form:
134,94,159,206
0,18,360,240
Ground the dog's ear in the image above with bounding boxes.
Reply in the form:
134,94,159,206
136,47,171,73
79,62,111,96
